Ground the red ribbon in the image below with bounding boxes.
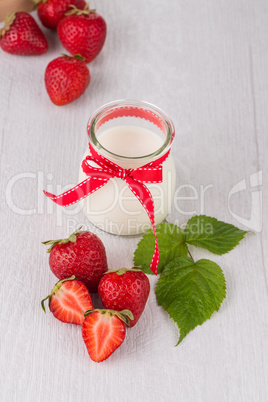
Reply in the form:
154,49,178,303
44,142,170,275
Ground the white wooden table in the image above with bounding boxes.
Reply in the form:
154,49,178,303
0,1,267,401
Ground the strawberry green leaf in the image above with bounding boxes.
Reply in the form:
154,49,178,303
133,223,188,274
155,257,226,344
42,226,83,253
185,215,248,255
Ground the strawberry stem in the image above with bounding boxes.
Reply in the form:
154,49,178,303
84,309,134,326
116,310,134,326
73,54,86,61
65,3,96,17
42,226,83,253
32,0,46,4
0,13,16,37
41,275,76,313
61,54,86,62
32,0,46,9
104,267,143,276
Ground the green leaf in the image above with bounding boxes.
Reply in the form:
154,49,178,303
185,215,248,255
133,223,188,274
155,257,226,344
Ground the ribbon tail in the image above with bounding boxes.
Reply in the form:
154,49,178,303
148,225,160,275
126,177,159,275
44,176,108,207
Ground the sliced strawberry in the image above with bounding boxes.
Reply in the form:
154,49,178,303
41,275,93,325
82,309,133,362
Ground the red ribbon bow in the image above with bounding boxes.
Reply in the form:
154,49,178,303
44,142,170,274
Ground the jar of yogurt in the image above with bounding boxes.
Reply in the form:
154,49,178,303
79,100,176,235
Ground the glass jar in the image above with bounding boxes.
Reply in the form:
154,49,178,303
78,100,176,235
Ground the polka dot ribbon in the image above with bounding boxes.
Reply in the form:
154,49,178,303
44,141,170,275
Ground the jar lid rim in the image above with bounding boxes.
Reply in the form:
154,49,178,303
87,99,175,162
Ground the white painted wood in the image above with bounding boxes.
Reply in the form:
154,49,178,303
0,1,267,401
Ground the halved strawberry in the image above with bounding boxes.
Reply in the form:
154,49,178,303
41,275,93,325
82,309,133,362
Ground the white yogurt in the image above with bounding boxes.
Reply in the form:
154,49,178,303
79,125,176,235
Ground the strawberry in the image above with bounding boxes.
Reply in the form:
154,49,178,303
0,12,48,56
98,268,150,327
44,54,90,106
57,4,107,63
82,309,133,362
33,0,86,30
42,227,108,292
41,275,93,325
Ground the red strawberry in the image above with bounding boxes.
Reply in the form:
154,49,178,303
42,227,108,292
41,275,93,325
57,4,106,63
98,268,150,327
0,12,48,55
82,309,133,362
44,54,90,106
33,0,86,30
